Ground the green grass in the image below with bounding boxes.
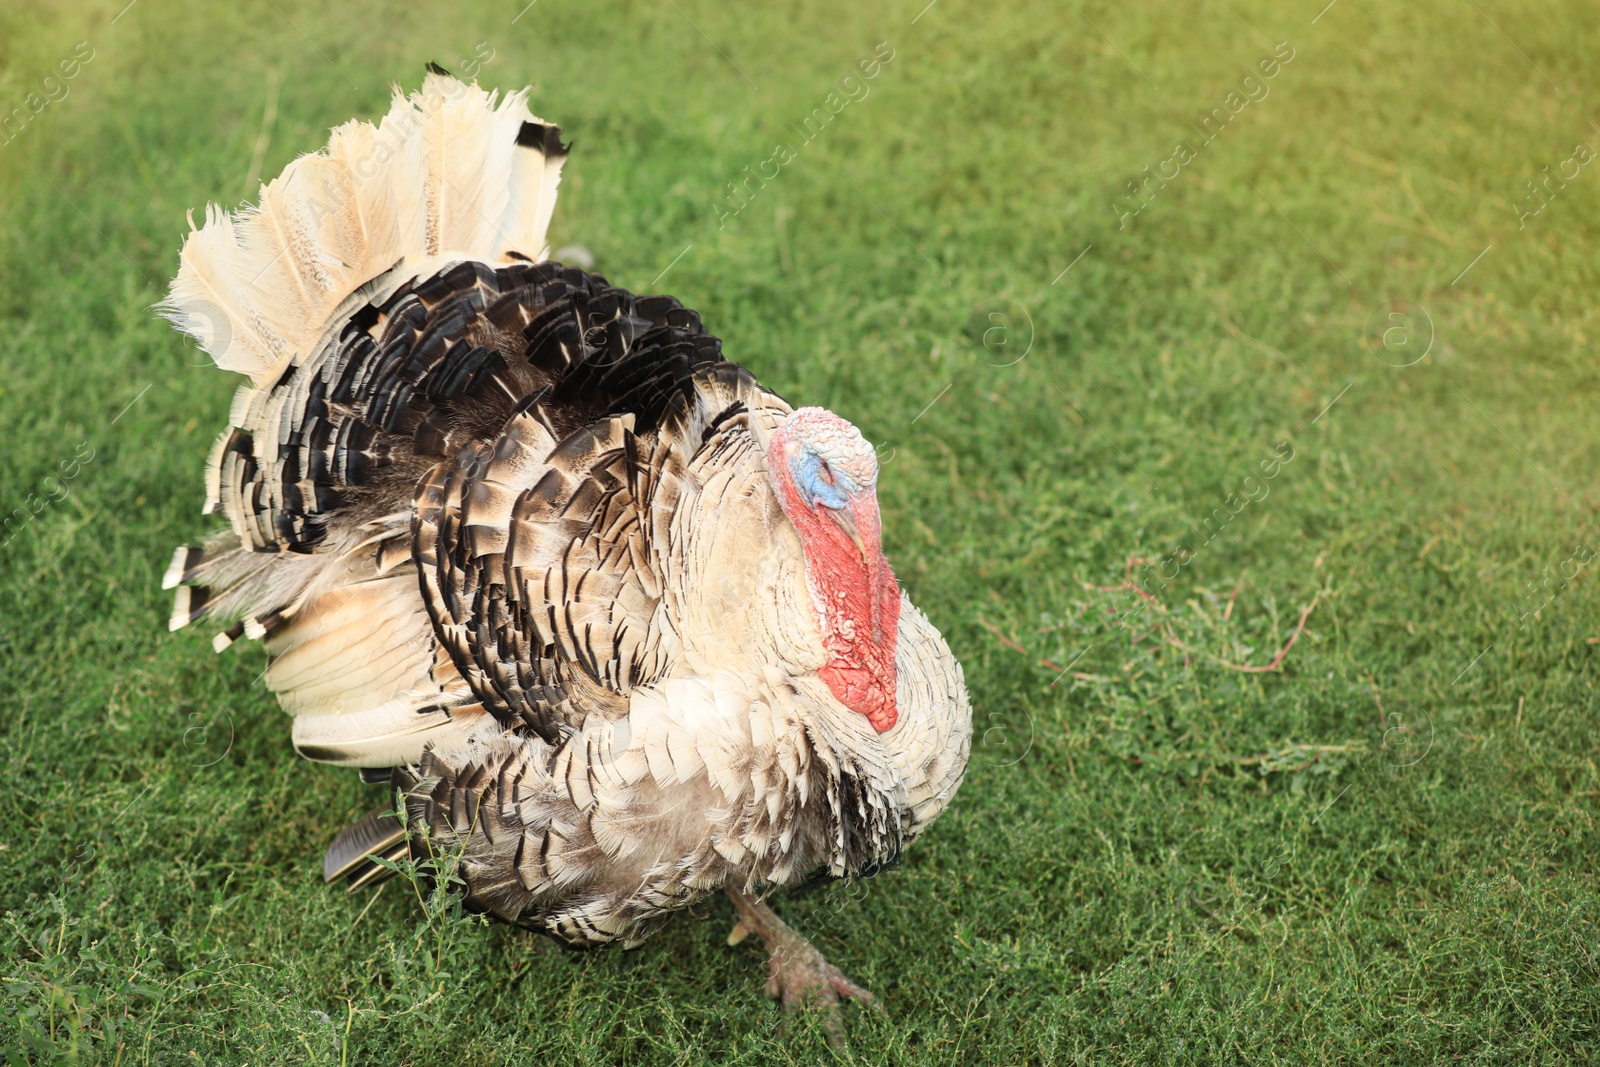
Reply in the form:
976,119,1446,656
3,0,1599,1062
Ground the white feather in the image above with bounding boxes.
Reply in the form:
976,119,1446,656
161,74,566,385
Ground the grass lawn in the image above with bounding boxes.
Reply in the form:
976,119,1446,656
3,0,1599,1062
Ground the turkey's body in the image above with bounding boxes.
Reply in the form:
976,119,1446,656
162,75,970,966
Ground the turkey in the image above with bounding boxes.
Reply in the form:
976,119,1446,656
160,70,971,1035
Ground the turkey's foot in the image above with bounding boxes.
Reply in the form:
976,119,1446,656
724,886,873,1046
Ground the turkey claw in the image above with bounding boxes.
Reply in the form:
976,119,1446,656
725,886,874,1047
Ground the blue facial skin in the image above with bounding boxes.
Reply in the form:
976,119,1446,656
789,446,852,511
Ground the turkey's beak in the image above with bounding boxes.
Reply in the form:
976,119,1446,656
825,504,868,559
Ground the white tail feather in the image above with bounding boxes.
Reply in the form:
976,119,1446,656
161,73,567,385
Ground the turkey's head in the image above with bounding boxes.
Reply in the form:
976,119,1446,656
768,407,901,733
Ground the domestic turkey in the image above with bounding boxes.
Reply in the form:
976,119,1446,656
160,71,971,1035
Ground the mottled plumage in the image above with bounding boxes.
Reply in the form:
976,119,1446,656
162,74,970,993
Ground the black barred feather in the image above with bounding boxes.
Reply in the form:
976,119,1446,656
323,804,408,886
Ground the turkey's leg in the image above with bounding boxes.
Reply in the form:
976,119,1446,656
724,886,873,1045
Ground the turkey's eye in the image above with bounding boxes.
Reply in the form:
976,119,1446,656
818,463,834,485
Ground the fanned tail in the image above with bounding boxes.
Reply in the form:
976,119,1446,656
159,72,568,385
